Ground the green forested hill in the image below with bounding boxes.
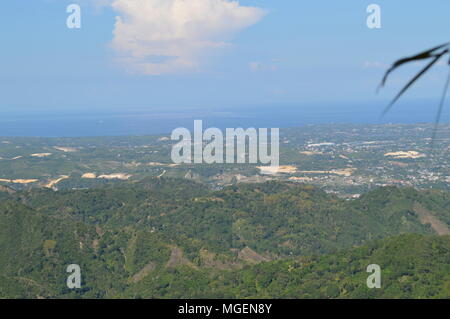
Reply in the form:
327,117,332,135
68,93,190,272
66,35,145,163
122,234,450,299
0,179,449,298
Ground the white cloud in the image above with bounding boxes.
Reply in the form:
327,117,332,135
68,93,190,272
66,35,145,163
110,0,266,75
249,61,261,71
362,61,388,69
76,0,113,9
91,0,113,6
249,61,278,72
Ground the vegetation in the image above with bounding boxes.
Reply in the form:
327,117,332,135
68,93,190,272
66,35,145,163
0,178,448,298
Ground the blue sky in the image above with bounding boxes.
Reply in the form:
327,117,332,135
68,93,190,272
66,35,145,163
1,0,450,117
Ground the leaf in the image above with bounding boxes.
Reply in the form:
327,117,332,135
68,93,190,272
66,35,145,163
381,52,447,117
430,69,450,150
379,42,450,89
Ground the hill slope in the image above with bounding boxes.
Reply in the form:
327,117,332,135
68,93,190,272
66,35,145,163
0,179,449,298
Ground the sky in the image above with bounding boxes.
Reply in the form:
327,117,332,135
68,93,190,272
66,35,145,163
1,0,450,117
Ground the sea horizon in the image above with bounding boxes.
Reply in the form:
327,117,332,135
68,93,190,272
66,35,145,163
1,99,449,137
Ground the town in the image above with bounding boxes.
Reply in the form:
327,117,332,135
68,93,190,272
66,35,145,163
0,123,448,198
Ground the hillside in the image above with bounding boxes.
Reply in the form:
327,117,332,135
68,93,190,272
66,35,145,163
0,179,449,298
122,234,450,299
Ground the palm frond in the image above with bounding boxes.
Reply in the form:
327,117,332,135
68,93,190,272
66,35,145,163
379,42,450,89
381,52,446,117
378,43,450,148
430,69,450,149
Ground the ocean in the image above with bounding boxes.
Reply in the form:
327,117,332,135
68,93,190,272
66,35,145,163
0,100,448,137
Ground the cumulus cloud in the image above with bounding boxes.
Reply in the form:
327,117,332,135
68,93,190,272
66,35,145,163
110,0,266,75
